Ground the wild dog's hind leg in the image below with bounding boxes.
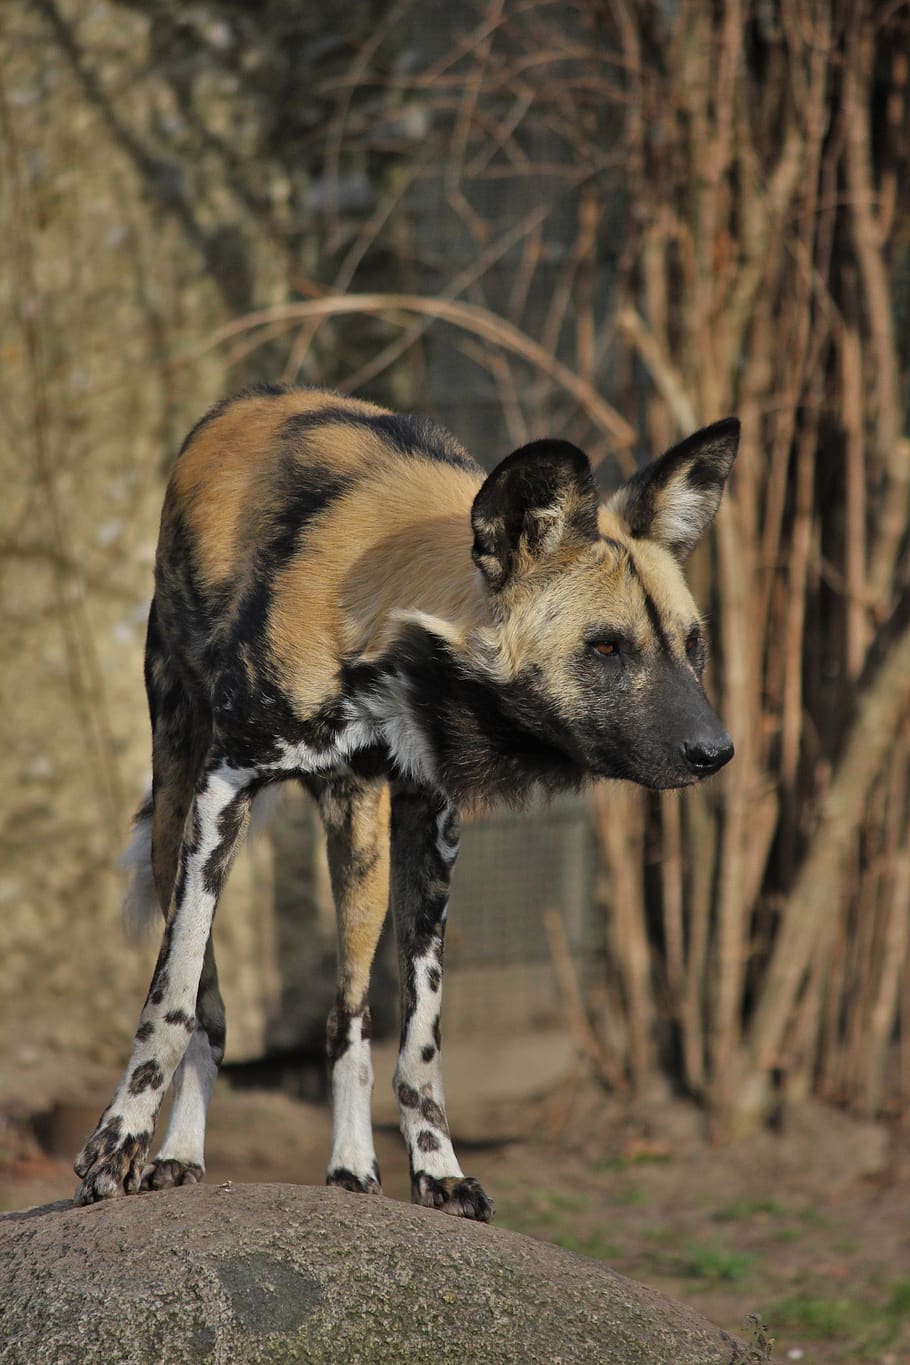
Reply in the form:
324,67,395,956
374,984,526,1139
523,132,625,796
74,757,255,1204
138,629,225,1190
313,775,390,1195
390,786,493,1222
139,935,225,1189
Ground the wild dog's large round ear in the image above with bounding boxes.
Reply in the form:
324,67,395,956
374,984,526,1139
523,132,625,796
607,417,739,561
471,439,600,591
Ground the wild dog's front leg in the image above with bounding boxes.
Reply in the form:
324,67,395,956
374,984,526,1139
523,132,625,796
390,786,493,1222
74,759,254,1204
316,776,390,1195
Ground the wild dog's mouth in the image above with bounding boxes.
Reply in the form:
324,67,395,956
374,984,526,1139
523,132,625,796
585,732,734,791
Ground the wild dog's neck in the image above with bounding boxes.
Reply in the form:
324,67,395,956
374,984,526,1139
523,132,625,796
350,625,583,807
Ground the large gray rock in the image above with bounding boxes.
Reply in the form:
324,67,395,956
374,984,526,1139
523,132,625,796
0,1184,744,1364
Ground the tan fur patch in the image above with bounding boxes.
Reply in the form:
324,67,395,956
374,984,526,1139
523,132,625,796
268,462,486,711
171,390,391,591
321,783,390,1009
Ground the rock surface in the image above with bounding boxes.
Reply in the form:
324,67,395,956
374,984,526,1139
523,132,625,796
0,1183,745,1364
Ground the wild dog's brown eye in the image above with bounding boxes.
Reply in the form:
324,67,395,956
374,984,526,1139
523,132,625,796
686,629,702,656
593,641,619,657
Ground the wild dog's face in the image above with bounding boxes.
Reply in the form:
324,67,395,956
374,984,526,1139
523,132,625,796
470,421,739,790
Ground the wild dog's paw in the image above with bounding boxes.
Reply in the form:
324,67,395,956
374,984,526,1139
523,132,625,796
412,1173,494,1222
140,1157,204,1191
73,1121,151,1205
326,1165,382,1196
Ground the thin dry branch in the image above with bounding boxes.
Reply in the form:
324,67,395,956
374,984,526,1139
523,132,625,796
742,616,910,1121
177,292,637,458
617,308,696,431
543,908,626,1090
0,67,124,840
330,200,556,397
590,785,655,1090
843,15,907,605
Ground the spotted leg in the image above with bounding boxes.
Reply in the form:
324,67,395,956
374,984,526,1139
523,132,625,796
74,757,255,1204
139,935,225,1190
315,774,390,1195
390,785,493,1221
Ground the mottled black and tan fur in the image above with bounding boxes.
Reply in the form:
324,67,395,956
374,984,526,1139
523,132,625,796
75,385,739,1219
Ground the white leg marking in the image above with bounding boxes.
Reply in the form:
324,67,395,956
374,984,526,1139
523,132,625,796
75,762,253,1199
327,1015,380,1188
152,1026,218,1171
395,941,463,1182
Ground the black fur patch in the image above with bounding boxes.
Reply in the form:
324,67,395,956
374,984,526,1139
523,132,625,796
281,407,479,472
212,660,350,769
326,1001,371,1066
164,1009,195,1033
265,456,354,564
326,1166,382,1194
421,1044,436,1063
642,589,673,655
99,1119,124,1155
72,1114,123,1177
197,947,227,1062
128,1060,164,1095
416,1129,441,1152
201,789,252,896
136,1021,155,1042
397,1083,419,1109
419,1095,448,1134
149,971,169,1007
410,1173,494,1221
389,789,454,1049
326,1006,349,1067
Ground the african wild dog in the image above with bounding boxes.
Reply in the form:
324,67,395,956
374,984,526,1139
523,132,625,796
74,385,738,1220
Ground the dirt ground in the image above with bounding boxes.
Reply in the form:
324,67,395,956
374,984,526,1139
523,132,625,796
2,1038,909,1365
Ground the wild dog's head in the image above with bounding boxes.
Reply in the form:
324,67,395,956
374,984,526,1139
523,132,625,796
469,419,739,790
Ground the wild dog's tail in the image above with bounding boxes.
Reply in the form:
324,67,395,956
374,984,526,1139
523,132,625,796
118,779,286,941
119,789,159,940
120,595,289,942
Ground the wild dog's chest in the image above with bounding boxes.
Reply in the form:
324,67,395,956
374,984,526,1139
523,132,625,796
212,658,437,788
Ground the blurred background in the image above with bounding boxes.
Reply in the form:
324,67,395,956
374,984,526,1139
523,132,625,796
2,1,910,1357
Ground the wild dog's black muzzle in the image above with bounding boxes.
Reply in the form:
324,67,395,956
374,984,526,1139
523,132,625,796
681,731,734,777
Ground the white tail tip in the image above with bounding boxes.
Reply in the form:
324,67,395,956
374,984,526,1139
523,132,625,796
118,794,160,941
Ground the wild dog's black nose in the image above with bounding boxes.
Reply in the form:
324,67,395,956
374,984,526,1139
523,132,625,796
682,733,734,776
